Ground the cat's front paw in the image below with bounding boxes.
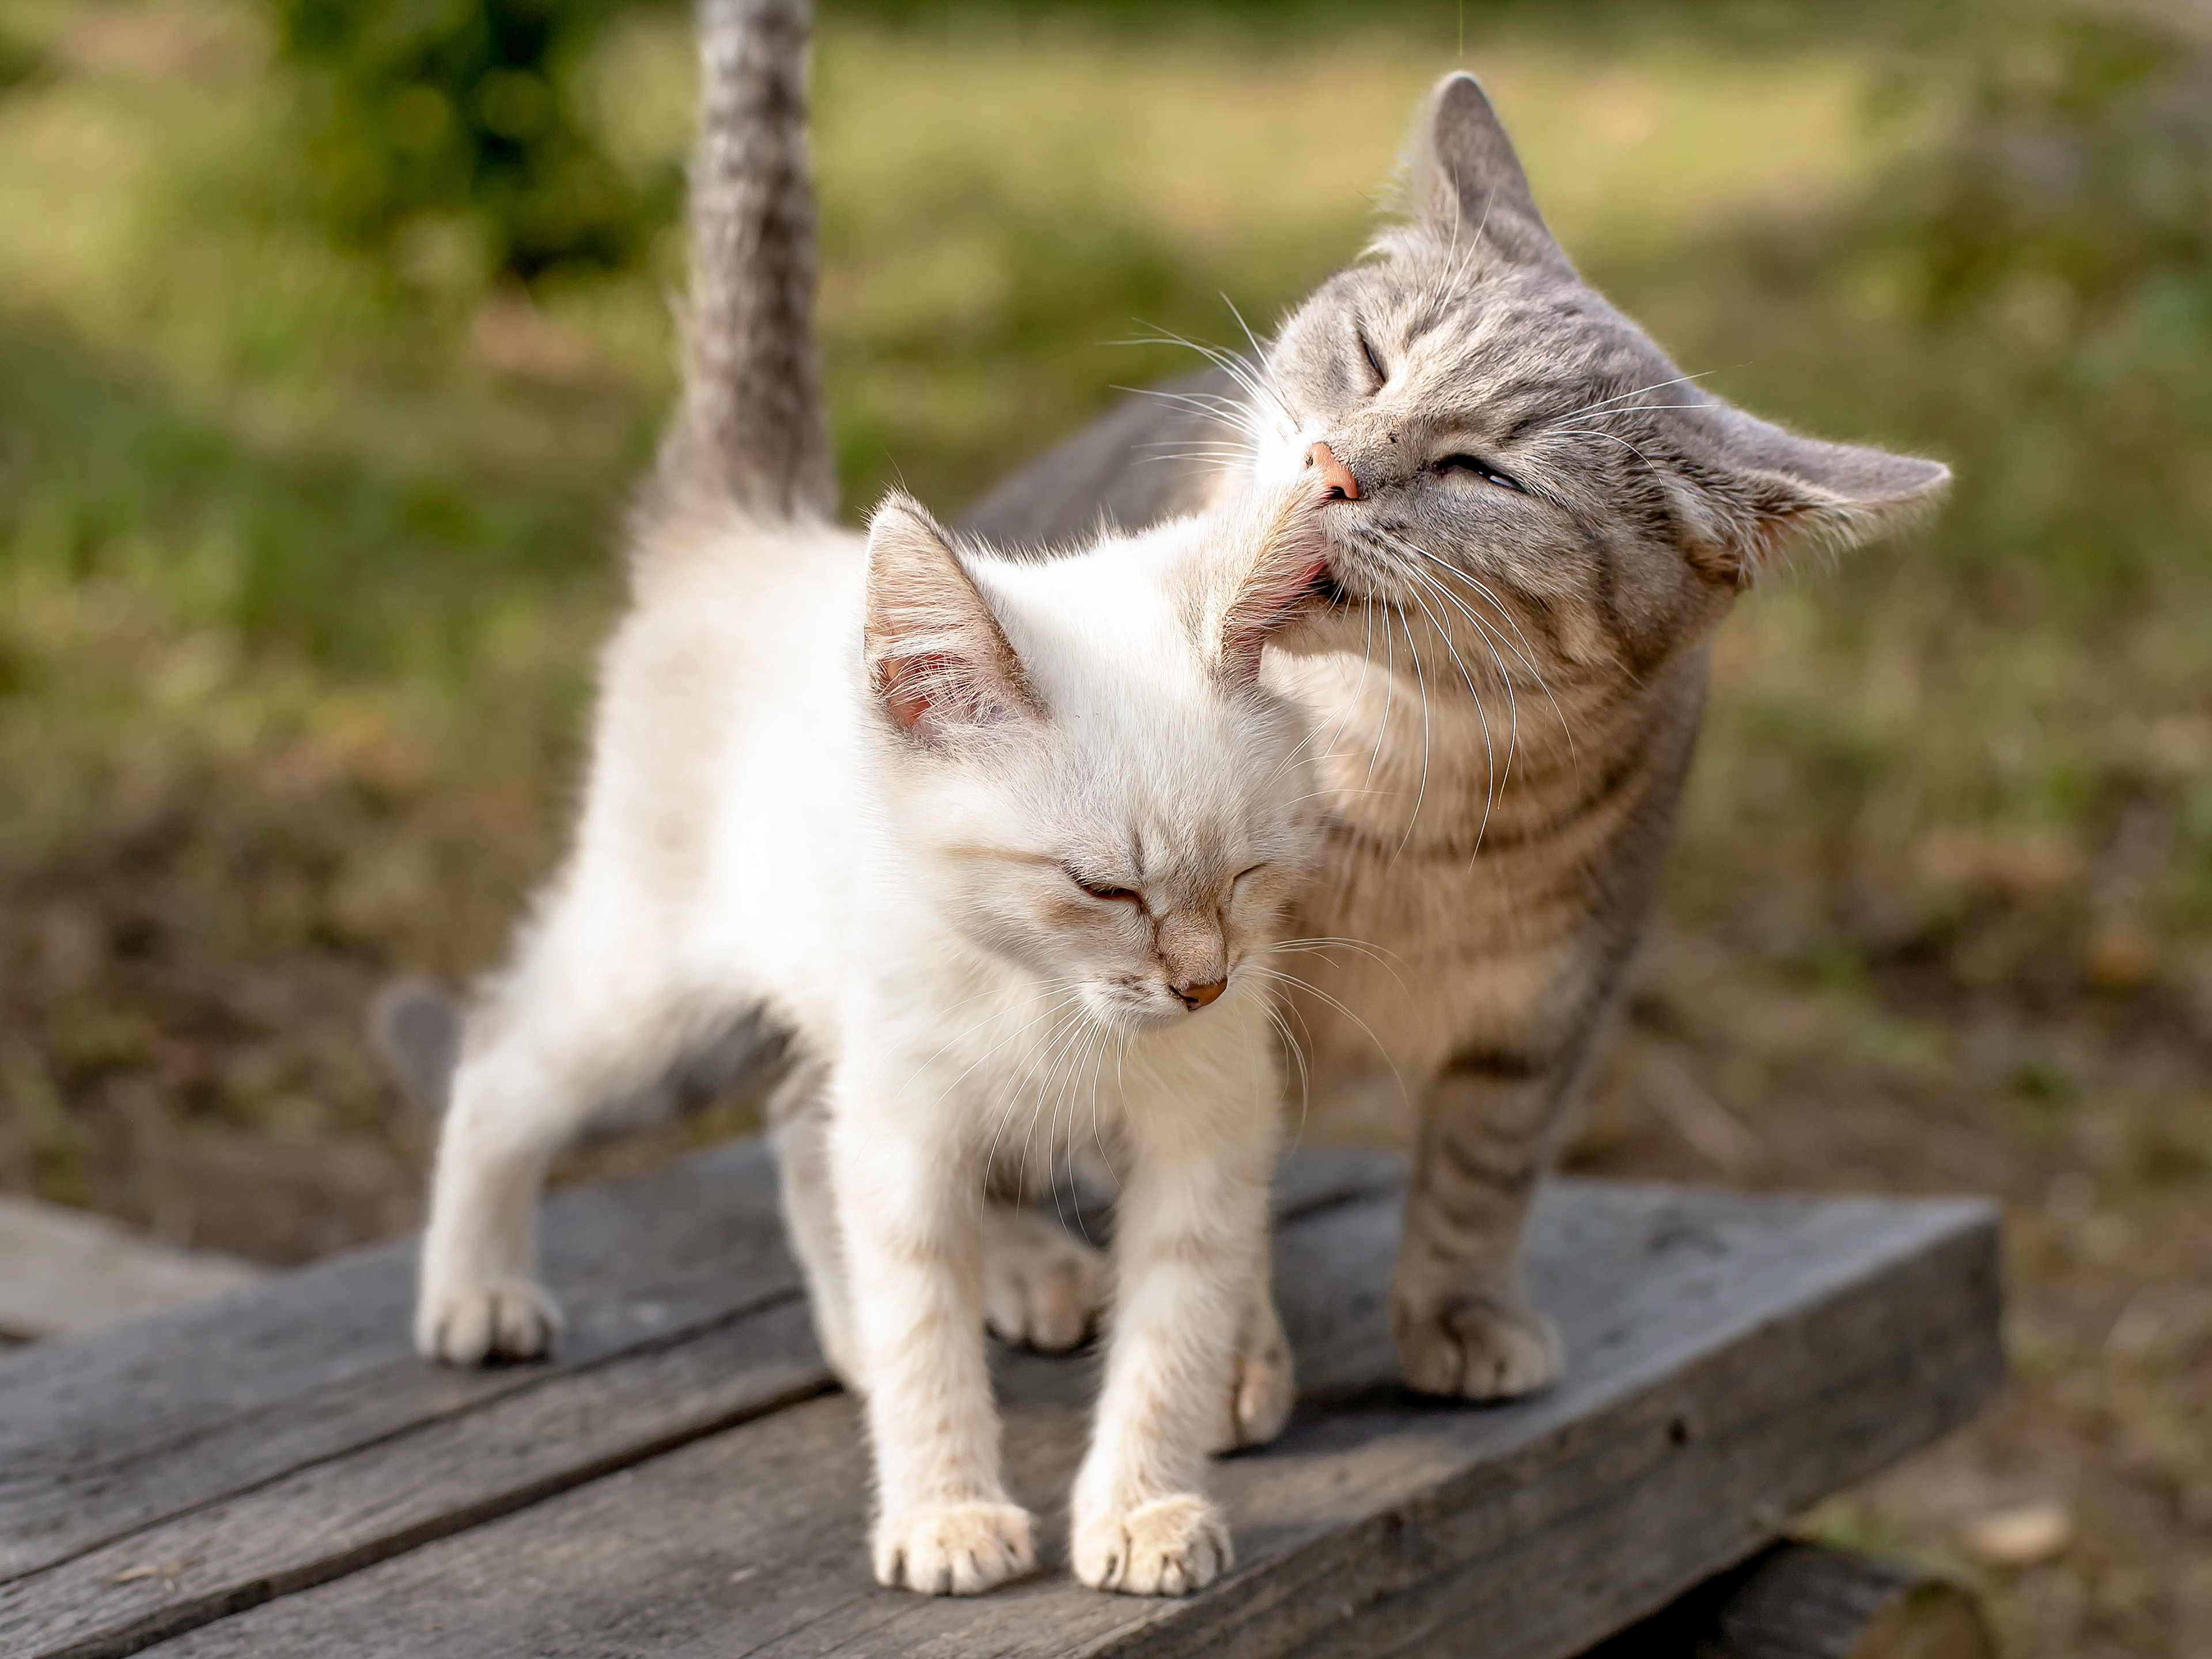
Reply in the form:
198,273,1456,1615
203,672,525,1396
1393,1290,1562,1400
981,1207,1108,1352
872,1500,1035,1596
1072,1494,1232,1596
1211,1297,1296,1452
414,1278,565,1365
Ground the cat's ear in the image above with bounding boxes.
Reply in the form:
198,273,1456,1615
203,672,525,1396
1414,72,1573,276
1210,487,1331,687
863,493,1041,743
1672,407,1952,587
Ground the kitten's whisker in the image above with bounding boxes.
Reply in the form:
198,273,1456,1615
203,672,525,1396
1243,964,1410,1114
1009,999,1104,1208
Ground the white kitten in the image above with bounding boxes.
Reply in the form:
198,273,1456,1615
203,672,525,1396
415,476,1328,1597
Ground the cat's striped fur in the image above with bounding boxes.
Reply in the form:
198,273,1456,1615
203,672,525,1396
961,74,1949,1395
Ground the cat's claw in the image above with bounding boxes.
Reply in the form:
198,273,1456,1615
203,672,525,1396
873,1500,1036,1596
1393,1291,1563,1400
981,1207,1108,1352
415,1278,565,1365
1073,1493,1232,1596
1211,1296,1295,1452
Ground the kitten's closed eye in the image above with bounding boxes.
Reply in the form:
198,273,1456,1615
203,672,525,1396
1433,454,1525,493
1066,868,1141,904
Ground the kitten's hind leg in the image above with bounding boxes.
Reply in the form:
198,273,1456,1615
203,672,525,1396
979,1206,1108,1353
1211,1269,1295,1453
766,1058,865,1391
415,903,694,1366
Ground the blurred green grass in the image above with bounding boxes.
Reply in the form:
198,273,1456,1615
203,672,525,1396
0,3,2207,1649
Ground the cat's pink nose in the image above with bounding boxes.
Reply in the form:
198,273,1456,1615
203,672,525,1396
1306,441,1361,502
1177,979,1226,1010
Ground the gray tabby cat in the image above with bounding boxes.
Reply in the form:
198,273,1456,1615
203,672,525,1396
959,74,1949,1398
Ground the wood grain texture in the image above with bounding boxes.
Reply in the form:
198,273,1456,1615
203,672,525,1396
1,1146,1402,1659
124,1173,2001,1659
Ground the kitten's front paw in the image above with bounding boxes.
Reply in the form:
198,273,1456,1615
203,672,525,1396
872,1500,1035,1596
1393,1290,1562,1401
414,1278,565,1365
1073,1493,1232,1596
981,1207,1108,1352
1210,1297,1296,1452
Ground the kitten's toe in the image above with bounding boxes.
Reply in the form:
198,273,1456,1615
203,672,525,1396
872,1500,1035,1596
415,1279,565,1366
981,1207,1107,1352
1393,1291,1563,1401
1073,1494,1232,1596
1211,1298,1296,1452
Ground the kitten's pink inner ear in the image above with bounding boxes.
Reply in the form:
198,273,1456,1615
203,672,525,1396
879,653,949,732
1219,494,1332,682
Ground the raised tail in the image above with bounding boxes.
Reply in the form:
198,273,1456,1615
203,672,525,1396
654,0,835,524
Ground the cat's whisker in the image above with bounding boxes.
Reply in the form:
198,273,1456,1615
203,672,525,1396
1366,590,1398,790
1548,369,1722,425
1551,427,1663,475
1389,539,1579,774
1387,593,1437,861
1396,566,1501,853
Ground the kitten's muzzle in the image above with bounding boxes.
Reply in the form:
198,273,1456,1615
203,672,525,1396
1175,978,1227,1011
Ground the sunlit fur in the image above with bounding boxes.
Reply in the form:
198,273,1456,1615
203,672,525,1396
964,70,1950,1403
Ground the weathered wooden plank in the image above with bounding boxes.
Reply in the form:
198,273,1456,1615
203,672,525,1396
131,1179,2002,1659
0,1141,790,1584
0,1199,267,1343
0,1146,1403,1659
1581,1541,1997,1659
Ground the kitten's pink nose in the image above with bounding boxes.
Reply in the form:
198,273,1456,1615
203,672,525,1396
1306,441,1361,502
1177,978,1227,1010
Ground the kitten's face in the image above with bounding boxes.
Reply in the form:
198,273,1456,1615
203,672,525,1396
1238,74,1948,687
862,488,1322,1032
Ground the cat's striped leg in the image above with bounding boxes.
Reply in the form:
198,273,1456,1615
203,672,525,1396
1389,1045,1587,1400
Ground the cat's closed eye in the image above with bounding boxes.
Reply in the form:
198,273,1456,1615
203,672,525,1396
1433,453,1525,493
1354,328,1387,391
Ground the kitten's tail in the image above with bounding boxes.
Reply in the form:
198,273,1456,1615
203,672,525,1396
650,0,835,527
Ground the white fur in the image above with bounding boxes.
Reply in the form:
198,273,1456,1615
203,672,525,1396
416,487,1321,1597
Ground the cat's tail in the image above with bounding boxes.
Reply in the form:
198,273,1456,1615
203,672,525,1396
649,0,835,527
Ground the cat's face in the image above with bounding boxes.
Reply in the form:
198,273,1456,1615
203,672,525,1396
1240,74,1949,686
861,488,1323,1031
